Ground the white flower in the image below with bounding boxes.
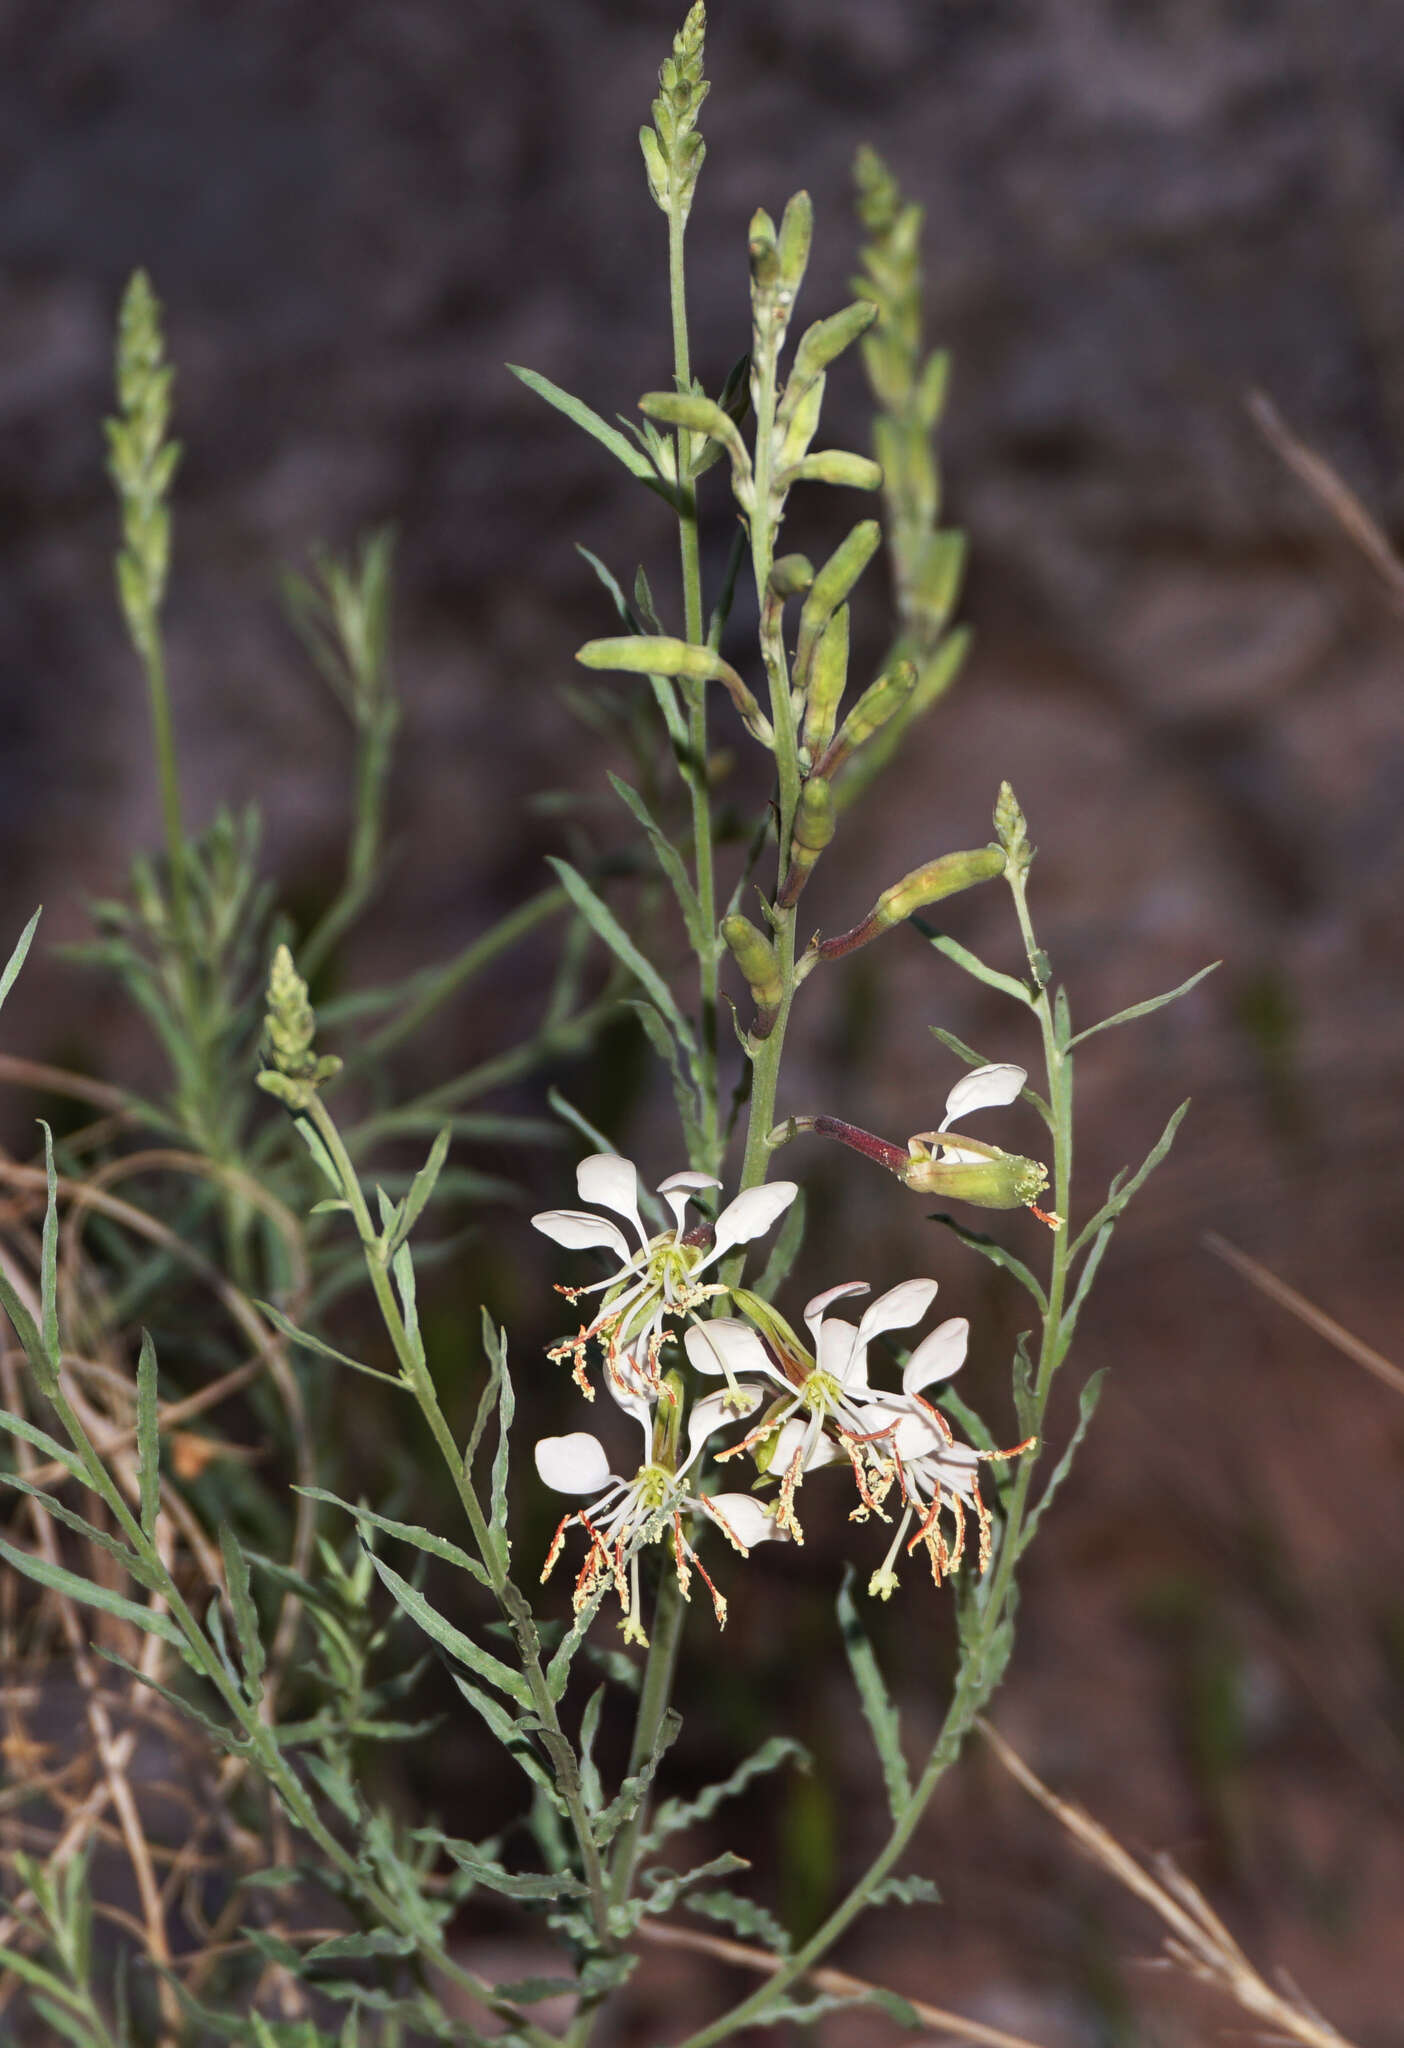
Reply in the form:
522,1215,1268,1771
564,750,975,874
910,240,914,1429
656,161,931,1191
684,1278,947,1537
533,1360,782,1642
533,1155,797,1397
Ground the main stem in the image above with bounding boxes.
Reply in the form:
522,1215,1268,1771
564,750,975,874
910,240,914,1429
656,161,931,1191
671,873,1077,2048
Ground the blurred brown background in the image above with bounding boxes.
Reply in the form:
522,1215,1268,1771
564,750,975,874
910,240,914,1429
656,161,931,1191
2,1,1403,2042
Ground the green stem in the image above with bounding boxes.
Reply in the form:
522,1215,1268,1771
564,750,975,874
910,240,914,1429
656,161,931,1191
141,636,190,945
671,868,1079,2048
607,1567,687,1914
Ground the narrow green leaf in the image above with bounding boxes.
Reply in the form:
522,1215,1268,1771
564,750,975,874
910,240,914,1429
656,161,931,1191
1053,1222,1112,1368
447,1675,560,1806
219,1524,266,1702
545,1576,612,1702
578,1683,607,1812
574,544,638,632
0,907,40,1014
292,1114,342,1191
685,1888,791,1956
0,1475,162,1591
547,857,695,1051
608,773,703,944
868,1873,940,1907
1011,1330,1038,1438
637,1852,750,1918
0,1266,52,1388
1021,1370,1106,1555
256,1299,405,1389
304,1929,417,1964
39,1122,60,1374
0,1405,85,1479
294,1488,489,1586
1069,961,1220,1048
508,365,655,479
924,1214,1048,1312
389,1125,452,1253
627,999,705,1160
366,1551,531,1709
28,1994,100,2048
0,1534,185,1647
94,1646,246,1754
595,1707,682,1845
642,1736,806,1856
486,1318,514,1545
0,1944,78,2006
1069,1099,1190,1259
437,1842,588,1902
836,1570,909,1818
136,1329,160,1539
304,1751,360,1825
391,1240,423,1366
915,926,1033,1007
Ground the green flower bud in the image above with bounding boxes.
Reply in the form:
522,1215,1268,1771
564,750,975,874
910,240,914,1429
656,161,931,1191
901,1144,1049,1212
577,636,773,747
817,657,917,775
776,449,883,494
802,604,849,762
778,777,835,908
257,944,342,1111
873,844,1005,927
776,190,813,299
768,554,814,598
721,914,783,1013
994,780,1031,868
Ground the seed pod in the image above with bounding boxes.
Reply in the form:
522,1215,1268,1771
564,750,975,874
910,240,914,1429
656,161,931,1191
794,520,880,686
816,658,917,776
817,844,1005,960
721,914,783,1014
902,1142,1049,1212
777,449,883,493
768,554,814,598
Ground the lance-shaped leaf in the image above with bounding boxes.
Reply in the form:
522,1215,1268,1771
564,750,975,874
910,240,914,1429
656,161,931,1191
925,1213,1048,1312
508,365,655,480
576,636,772,745
608,772,703,946
641,1735,807,1855
365,1550,531,1710
295,1488,489,1586
219,1524,266,1703
0,1535,186,1649
546,857,696,1053
1069,961,1219,1048
685,1887,791,1956
0,1474,163,1592
136,1330,160,1538
1020,1369,1106,1557
915,925,1035,1007
0,907,40,1015
255,1301,404,1388
837,1570,909,1819
595,1708,682,1845
386,1125,451,1256
1070,1099,1190,1259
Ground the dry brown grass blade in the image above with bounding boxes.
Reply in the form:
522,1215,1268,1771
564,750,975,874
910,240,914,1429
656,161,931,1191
1203,1231,1404,1400
1247,391,1404,613
634,1918,1051,2048
977,1718,1358,2048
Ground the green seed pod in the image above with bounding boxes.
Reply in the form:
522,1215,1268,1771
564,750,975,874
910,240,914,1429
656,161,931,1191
721,914,783,1013
789,299,880,391
802,604,849,762
776,373,825,474
776,190,813,299
748,208,780,292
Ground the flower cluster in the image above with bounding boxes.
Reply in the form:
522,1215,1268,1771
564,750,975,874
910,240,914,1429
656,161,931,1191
533,1139,1033,1636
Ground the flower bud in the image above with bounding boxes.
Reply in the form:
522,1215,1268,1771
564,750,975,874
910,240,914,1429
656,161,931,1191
778,777,835,907
794,520,881,686
722,913,783,1018
901,1143,1049,1212
768,554,814,598
994,780,1031,868
815,658,917,776
257,944,342,1111
802,605,849,763
776,449,883,494
776,190,813,299
816,844,1005,961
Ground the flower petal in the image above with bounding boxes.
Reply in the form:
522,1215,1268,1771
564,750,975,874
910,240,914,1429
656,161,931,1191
802,1280,869,1347
531,1208,631,1258
575,1154,648,1245
656,1168,721,1236
703,1492,787,1549
684,1317,776,1380
855,1277,939,1349
685,1385,762,1462
772,1415,841,1471
707,1180,798,1259
939,1063,1026,1130
534,1432,613,1495
816,1316,860,1386
902,1316,969,1392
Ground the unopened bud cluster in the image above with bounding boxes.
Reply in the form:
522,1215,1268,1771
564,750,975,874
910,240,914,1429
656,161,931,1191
639,2,709,225
256,945,342,1111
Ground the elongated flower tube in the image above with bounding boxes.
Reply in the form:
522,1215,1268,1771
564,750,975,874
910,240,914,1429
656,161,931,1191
535,1363,780,1642
533,1154,797,1395
768,1064,1051,1216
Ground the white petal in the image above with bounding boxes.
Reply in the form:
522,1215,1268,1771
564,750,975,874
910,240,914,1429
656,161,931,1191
772,1415,841,1471
855,1277,939,1349
902,1317,969,1392
605,1371,655,1440
933,1144,985,1164
575,1154,648,1245
939,1063,1026,1130
704,1492,786,1548
534,1432,613,1495
657,1168,721,1235
684,1318,775,1380
888,1407,947,1459
708,1180,798,1259
816,1316,860,1386
531,1208,631,1259
803,1280,869,1346
685,1385,762,1461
